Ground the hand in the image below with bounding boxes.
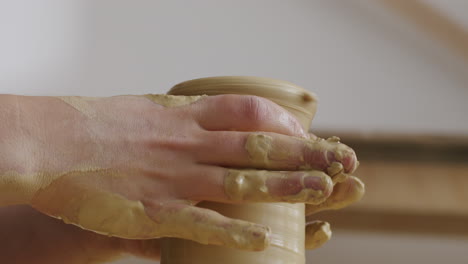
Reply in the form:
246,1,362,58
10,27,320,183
5,94,359,259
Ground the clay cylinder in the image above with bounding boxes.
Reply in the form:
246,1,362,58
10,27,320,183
161,76,317,264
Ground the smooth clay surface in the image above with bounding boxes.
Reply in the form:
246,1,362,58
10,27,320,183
162,76,319,264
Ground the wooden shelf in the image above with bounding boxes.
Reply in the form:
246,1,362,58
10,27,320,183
309,131,468,236
313,209,468,238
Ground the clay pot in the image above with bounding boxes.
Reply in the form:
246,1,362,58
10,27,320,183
161,76,317,264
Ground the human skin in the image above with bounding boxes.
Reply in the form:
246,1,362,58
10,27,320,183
0,94,363,263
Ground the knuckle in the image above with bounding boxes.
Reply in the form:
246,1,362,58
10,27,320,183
212,95,273,125
238,95,271,123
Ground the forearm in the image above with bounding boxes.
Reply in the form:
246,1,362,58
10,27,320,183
0,95,88,206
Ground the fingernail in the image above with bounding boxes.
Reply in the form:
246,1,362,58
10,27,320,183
305,174,333,198
326,146,358,173
304,176,324,191
266,174,304,196
343,150,358,173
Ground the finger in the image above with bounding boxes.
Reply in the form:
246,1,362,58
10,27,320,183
306,132,349,182
182,166,333,205
144,202,270,251
306,176,365,215
191,95,307,137
305,221,331,250
195,131,358,174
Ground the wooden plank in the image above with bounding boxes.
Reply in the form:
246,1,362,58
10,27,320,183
350,161,468,216
307,132,468,235
312,209,468,237
316,131,468,163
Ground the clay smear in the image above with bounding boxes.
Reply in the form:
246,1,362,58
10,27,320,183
225,169,332,205
305,221,331,249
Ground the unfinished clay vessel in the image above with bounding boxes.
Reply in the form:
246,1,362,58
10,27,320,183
161,76,317,264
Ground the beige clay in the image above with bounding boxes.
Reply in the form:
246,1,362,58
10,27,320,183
245,132,357,181
168,76,318,128
244,133,274,166
0,78,362,263
305,221,332,250
142,94,206,107
26,94,273,250
162,76,363,263
0,168,269,250
162,76,319,264
2,94,273,250
57,96,98,119
225,169,331,204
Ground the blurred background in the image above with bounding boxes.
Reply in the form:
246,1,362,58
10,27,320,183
1,0,467,263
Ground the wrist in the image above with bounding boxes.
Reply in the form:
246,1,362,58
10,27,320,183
0,95,40,204
0,95,89,205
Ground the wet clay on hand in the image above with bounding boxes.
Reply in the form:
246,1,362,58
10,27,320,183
162,76,320,264
49,95,269,250
244,133,358,181
2,93,345,254
225,169,331,204
0,78,363,263
305,221,332,250
162,76,363,264
2,94,272,252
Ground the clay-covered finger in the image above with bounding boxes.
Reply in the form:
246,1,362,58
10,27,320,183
306,176,365,215
183,166,333,205
223,169,333,204
145,202,270,251
195,131,358,175
191,95,307,137
239,133,358,173
305,221,331,250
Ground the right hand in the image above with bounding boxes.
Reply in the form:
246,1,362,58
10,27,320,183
12,94,358,252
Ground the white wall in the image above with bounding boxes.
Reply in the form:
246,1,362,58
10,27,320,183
1,0,467,135
1,1,467,263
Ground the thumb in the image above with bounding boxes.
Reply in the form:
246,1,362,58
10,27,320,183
305,221,331,250
145,202,271,251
